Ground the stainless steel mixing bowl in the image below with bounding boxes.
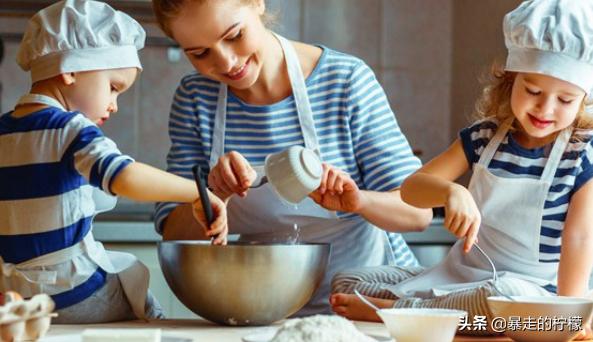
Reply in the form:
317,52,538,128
158,241,331,326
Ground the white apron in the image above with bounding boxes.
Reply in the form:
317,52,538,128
389,118,571,298
210,34,394,315
0,94,150,319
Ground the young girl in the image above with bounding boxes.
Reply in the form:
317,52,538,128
0,0,227,323
330,0,593,338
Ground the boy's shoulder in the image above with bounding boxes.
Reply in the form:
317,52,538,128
0,107,84,133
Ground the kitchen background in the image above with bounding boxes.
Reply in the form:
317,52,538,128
0,0,522,317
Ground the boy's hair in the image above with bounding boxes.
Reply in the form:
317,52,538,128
152,0,273,39
473,62,593,136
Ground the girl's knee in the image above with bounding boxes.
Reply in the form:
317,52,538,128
490,278,552,297
330,271,361,294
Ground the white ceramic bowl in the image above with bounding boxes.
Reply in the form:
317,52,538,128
487,296,593,342
377,308,466,342
265,146,323,204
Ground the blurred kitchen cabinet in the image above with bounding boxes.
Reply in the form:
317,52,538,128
103,243,197,319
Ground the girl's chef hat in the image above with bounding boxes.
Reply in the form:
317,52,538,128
504,0,593,94
16,0,146,82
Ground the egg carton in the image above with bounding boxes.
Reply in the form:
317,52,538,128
0,293,57,342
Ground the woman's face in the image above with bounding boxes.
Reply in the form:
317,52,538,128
169,0,267,89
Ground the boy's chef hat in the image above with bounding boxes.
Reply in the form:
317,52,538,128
17,0,146,82
504,0,593,95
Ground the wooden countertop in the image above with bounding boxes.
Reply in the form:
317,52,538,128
40,319,526,342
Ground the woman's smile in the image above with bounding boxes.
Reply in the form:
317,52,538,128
224,56,251,81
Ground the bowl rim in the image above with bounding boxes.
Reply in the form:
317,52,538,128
158,240,331,247
487,296,593,305
377,308,467,317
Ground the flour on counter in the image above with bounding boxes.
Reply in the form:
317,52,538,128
270,315,376,342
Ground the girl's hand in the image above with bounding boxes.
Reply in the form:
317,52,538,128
208,151,257,201
309,164,363,213
573,323,593,340
192,191,229,245
444,184,481,253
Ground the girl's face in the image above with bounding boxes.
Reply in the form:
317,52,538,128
62,68,137,126
511,72,586,145
168,0,267,90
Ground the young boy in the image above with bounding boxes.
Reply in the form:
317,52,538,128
0,0,227,323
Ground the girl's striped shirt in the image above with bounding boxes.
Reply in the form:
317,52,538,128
460,118,593,263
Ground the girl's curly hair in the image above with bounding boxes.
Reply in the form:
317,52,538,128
473,62,593,138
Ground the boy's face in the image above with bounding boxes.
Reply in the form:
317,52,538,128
169,0,267,90
62,68,138,126
511,72,586,145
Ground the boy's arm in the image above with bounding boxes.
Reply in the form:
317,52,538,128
557,179,593,297
110,162,197,202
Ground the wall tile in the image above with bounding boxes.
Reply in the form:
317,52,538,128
381,0,452,71
302,0,380,66
267,0,301,40
0,40,30,112
382,68,451,162
137,46,195,170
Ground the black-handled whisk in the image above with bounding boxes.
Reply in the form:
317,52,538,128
191,165,217,240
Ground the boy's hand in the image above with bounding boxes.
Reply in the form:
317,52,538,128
444,184,481,253
309,164,363,213
192,192,228,245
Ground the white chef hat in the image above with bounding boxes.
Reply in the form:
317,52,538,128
17,0,146,83
503,0,593,95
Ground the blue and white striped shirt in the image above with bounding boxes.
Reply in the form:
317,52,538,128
155,47,421,267
460,118,593,263
0,107,133,309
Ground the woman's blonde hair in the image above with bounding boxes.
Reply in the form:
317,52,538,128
474,62,593,136
152,0,274,39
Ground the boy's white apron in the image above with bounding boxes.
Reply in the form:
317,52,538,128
390,119,571,298
0,94,149,319
210,34,394,315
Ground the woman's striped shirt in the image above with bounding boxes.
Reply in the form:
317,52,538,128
155,47,421,267
460,118,593,263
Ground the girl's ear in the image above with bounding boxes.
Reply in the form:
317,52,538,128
255,0,265,16
60,72,76,86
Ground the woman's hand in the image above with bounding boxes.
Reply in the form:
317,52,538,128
444,183,481,253
309,164,364,213
192,191,228,245
208,151,257,201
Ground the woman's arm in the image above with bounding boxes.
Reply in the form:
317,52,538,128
557,179,593,297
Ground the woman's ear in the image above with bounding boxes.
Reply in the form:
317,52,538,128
60,72,76,86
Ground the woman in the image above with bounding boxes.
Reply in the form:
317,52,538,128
152,0,432,315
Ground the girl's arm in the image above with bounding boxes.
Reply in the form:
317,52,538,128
557,179,593,296
401,138,480,252
400,139,470,208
